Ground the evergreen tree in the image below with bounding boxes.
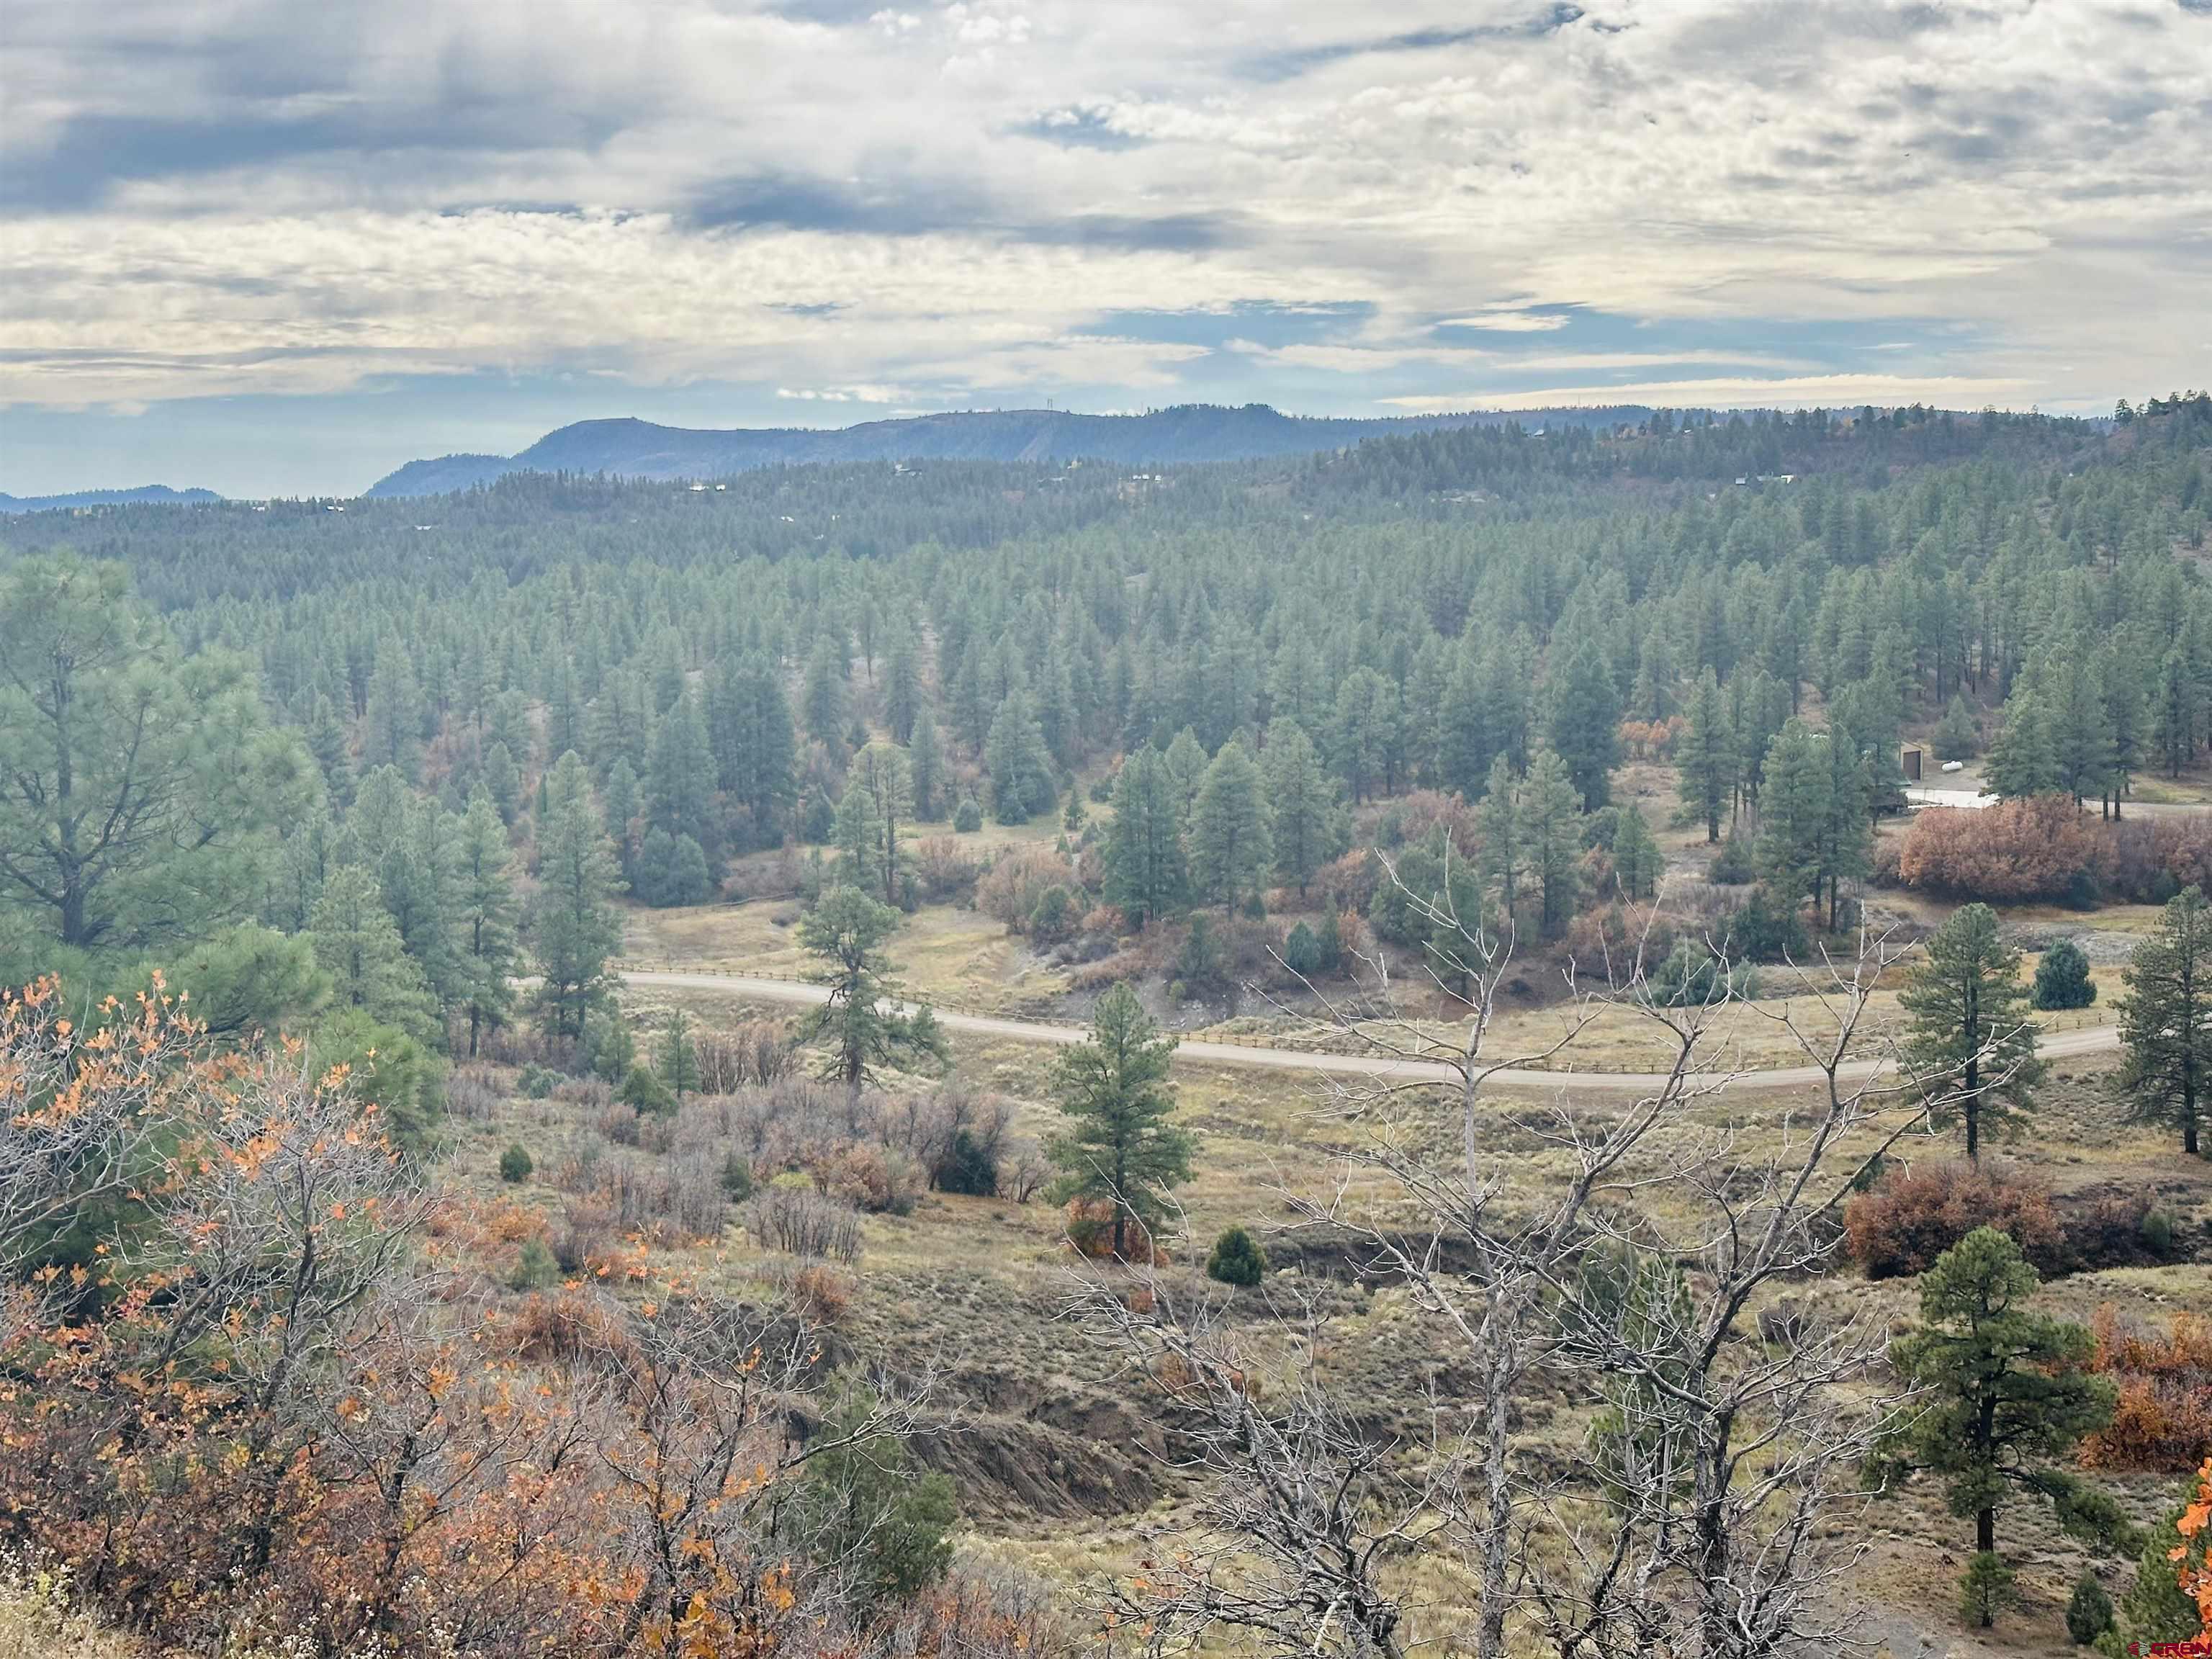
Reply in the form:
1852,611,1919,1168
2151,642,2199,778
1478,752,1526,917
2118,884,2212,1156
802,637,848,747
1103,749,1188,924
1261,722,1341,896
481,739,521,826
1520,747,1584,940
849,739,914,904
796,884,947,1087
1889,1228,2123,1629
2030,938,2097,1012
1986,688,2062,798
309,863,439,1043
601,755,641,877
983,691,1056,823
1817,719,1873,929
645,688,717,858
1048,983,1194,1259
1187,739,1273,916
711,654,798,842
452,787,518,1056
1161,726,1210,814
305,691,355,809
1935,693,1980,761
1900,902,2043,1161
0,554,314,954
659,1008,700,1105
883,626,922,742
908,705,944,821
1755,719,1833,923
1678,670,1734,842
529,752,622,1040
832,779,884,893
1547,634,1620,811
1609,804,1663,901
361,636,423,781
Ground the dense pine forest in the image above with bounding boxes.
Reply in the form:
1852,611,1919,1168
5,393,2212,1659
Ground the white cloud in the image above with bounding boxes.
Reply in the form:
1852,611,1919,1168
0,0,2206,419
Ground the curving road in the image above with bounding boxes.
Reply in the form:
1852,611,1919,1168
619,968,2124,1094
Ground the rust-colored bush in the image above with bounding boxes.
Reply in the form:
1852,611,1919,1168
787,1263,852,1326
2080,1308,2212,1470
1563,902,1679,983
1313,849,1381,916
1895,796,2102,902
976,845,1080,932
1843,1161,2064,1279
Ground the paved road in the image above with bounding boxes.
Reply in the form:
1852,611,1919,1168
620,968,2124,1094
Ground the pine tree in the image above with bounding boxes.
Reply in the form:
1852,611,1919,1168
1889,1228,2122,1629
1478,753,1526,917
908,705,945,821
1935,693,1980,762
1818,719,1872,929
1262,722,1341,896
1519,747,1583,940
710,654,798,842
1547,634,1621,811
1187,740,1273,916
2151,642,2199,778
646,689,717,858
529,752,622,1040
1161,727,1210,814
1678,670,1734,842
850,739,914,904
833,778,884,894
305,691,355,809
795,884,946,1087
310,863,439,1043
1986,688,2062,799
1048,983,1194,1259
1901,903,2043,1161
453,787,518,1056
481,739,521,826
1610,804,1663,901
2118,885,2212,1156
1755,719,1833,922
2030,937,2098,1012
984,692,1056,823
1104,749,1189,925
802,637,848,747
361,637,423,781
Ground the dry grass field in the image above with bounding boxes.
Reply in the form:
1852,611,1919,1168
459,957,2212,1659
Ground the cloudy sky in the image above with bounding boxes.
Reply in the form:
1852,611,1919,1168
4,0,2210,496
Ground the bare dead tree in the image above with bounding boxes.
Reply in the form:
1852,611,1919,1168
1087,851,1973,1659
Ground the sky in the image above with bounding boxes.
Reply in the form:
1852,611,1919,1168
4,0,2210,498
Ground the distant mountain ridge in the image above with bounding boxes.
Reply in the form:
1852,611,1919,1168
0,484,222,513
364,403,1648,497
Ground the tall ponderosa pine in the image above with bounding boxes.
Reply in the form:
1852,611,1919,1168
1261,722,1340,896
848,740,914,904
645,689,717,859
1519,747,1583,940
1048,983,1195,1259
709,654,798,843
452,787,518,1056
2118,884,2212,1156
310,863,439,1044
1900,902,2043,1161
1478,753,1526,916
529,752,622,1040
1678,670,1734,842
1187,739,1272,916
0,554,314,953
796,884,947,1087
1889,1228,2123,1629
1547,634,1620,811
1104,749,1188,925
984,691,1057,824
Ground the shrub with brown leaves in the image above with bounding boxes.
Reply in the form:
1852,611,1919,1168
1843,1161,2064,1279
1895,795,2102,902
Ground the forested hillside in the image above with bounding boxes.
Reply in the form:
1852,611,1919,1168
4,392,2212,1659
